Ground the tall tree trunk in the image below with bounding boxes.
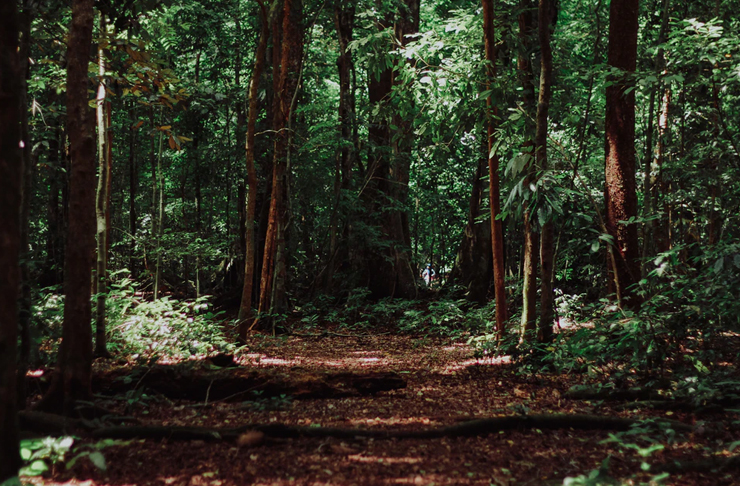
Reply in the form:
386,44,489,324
517,0,538,341
95,12,111,358
128,101,137,275
256,0,302,332
482,0,508,335
0,0,23,478
642,0,671,265
449,149,492,304
37,0,96,414
362,0,419,300
604,0,641,309
537,0,556,343
17,0,36,408
45,123,65,286
153,120,165,300
325,4,356,291
653,86,671,253
238,0,268,338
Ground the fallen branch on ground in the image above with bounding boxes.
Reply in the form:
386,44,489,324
82,413,694,442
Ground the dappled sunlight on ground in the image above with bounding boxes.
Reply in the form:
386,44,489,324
347,416,438,427
348,455,423,465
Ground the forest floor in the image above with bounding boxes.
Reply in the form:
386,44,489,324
24,332,740,486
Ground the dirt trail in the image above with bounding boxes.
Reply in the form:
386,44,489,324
25,335,738,486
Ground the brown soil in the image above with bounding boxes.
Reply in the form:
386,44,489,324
23,334,740,486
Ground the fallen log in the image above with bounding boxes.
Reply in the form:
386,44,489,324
95,365,406,402
86,413,694,442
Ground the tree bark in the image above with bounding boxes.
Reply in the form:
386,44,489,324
36,0,96,415
362,0,419,301
449,148,492,304
0,0,23,478
256,0,303,332
482,0,508,334
517,0,538,341
537,0,555,342
604,0,641,309
17,0,36,408
95,12,111,358
642,0,671,265
238,0,269,338
153,119,165,300
325,4,356,291
128,101,138,276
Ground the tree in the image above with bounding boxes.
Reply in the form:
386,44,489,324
604,0,641,309
36,0,97,414
256,0,304,330
536,0,556,342
324,3,357,291
518,0,538,340
0,0,23,480
482,0,508,335
362,0,420,300
238,0,269,339
95,11,112,358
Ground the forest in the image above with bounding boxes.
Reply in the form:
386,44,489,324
1,0,739,484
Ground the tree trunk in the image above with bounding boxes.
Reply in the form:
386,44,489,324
0,0,23,478
128,101,138,276
653,86,671,253
256,0,303,332
238,0,268,338
537,0,555,342
482,0,508,335
604,0,641,309
517,0,538,341
36,0,96,415
17,0,36,408
325,4,356,291
362,0,419,301
154,120,165,300
95,12,111,358
642,0,671,265
449,147,492,304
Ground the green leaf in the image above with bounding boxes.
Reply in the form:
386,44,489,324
0,477,22,486
20,460,49,476
88,452,107,471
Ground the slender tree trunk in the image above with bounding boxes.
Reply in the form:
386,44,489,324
94,12,111,358
194,121,202,298
149,106,157,282
642,0,671,265
0,0,23,478
36,0,96,414
17,0,35,408
517,0,538,341
604,0,641,309
482,0,508,335
653,86,671,253
154,122,165,300
256,0,302,331
128,101,137,275
537,0,556,342
238,0,268,338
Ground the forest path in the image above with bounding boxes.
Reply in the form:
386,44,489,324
28,334,736,486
